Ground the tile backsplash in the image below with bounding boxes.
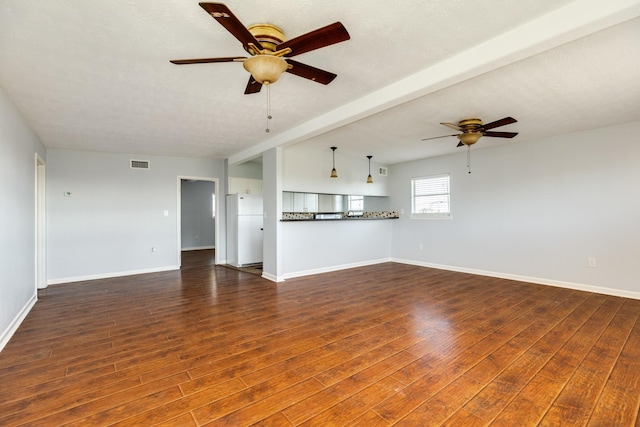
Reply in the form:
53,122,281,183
282,211,399,220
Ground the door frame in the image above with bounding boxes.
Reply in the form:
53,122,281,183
35,153,47,289
176,176,220,268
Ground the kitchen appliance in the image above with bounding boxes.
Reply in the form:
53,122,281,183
226,194,263,267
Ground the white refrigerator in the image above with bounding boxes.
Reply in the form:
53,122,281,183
226,194,263,267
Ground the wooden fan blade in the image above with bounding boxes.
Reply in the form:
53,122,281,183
440,122,463,131
482,131,518,138
285,59,337,85
170,56,244,64
244,76,262,94
482,116,517,131
199,3,263,50
278,22,350,57
421,134,459,141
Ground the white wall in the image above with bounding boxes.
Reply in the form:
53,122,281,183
274,143,395,280
46,149,224,283
283,144,390,196
0,87,46,350
389,121,640,298
229,160,263,180
282,220,393,278
180,180,215,250
262,147,282,281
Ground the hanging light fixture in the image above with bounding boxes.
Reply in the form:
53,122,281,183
242,55,289,85
366,155,373,183
330,147,338,178
457,131,482,146
243,56,290,133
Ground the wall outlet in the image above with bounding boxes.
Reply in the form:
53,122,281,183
419,243,424,250
151,247,157,254
588,257,596,267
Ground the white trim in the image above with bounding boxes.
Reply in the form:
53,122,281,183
261,272,281,283
47,266,178,285
34,153,46,289
177,176,220,268
276,256,640,299
390,258,640,301
281,258,390,281
0,294,37,352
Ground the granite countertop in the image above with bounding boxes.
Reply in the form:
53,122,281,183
281,211,399,221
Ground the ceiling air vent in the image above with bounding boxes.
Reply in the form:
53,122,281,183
378,167,388,176
130,159,150,170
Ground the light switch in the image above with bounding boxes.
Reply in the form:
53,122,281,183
163,210,169,217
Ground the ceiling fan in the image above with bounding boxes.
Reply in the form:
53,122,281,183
170,2,350,95
422,117,518,147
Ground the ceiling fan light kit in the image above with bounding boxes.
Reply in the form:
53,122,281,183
242,55,289,85
457,132,482,146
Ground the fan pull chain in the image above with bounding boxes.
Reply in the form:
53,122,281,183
467,145,471,174
265,83,272,133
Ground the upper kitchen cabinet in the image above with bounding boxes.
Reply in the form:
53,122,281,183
228,177,263,195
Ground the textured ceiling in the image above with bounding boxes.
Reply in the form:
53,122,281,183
1,1,639,166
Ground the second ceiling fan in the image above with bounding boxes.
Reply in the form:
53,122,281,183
171,2,350,94
422,117,519,147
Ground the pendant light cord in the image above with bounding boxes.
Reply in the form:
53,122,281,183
265,84,272,133
467,145,471,174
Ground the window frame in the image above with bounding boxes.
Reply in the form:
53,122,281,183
347,195,364,212
410,173,452,219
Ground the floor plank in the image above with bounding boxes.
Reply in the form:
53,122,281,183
0,250,638,426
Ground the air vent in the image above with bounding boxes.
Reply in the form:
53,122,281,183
378,167,388,176
130,160,150,170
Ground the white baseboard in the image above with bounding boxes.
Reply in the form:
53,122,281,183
0,293,37,352
391,258,640,300
261,272,281,282
281,258,390,281
46,258,640,299
47,265,179,285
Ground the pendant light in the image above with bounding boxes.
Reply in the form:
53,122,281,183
366,155,373,183
330,147,338,178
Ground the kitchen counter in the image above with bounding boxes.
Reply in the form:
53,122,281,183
281,211,399,221
281,217,399,222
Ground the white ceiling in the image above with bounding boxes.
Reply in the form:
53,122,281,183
1,1,639,166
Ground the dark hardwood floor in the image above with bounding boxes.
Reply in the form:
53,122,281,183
1,251,639,426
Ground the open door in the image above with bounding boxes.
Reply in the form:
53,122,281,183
177,176,219,268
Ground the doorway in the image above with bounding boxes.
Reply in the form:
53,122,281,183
177,176,219,268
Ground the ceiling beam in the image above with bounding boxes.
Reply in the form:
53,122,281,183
228,0,640,165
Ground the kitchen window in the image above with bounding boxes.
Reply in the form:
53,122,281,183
348,195,364,212
411,174,451,218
